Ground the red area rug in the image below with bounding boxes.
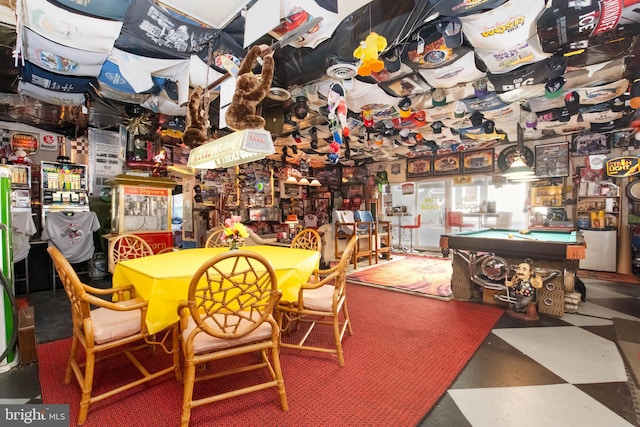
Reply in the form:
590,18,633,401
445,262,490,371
347,256,454,300
37,284,503,426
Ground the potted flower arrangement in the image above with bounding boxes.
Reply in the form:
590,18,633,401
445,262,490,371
222,217,249,250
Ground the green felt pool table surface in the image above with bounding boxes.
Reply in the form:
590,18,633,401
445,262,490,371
441,228,585,260
451,229,580,242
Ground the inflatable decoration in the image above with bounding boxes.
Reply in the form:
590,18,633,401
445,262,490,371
353,32,387,77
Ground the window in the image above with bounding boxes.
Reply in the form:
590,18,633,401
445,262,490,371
388,177,529,249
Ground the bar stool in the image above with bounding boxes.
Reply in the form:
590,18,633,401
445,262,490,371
400,214,421,253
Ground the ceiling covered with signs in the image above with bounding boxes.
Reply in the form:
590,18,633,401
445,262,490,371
0,0,639,168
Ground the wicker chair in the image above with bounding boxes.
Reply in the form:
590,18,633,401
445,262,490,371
276,235,357,367
48,245,179,425
177,250,288,426
107,234,154,274
204,228,227,248
156,246,181,254
333,210,372,269
290,228,322,252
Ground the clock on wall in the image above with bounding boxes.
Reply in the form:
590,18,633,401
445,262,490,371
497,144,535,173
626,179,640,215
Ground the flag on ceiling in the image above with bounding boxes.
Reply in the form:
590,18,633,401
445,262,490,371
105,48,190,106
21,28,109,76
21,61,94,93
116,0,218,59
18,81,86,106
459,0,545,51
48,0,133,21
22,0,122,52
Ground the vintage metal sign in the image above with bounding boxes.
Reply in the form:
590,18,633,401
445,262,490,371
606,156,640,177
10,132,39,154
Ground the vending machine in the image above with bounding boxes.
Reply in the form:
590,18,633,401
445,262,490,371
0,165,18,372
40,160,90,223
7,164,31,212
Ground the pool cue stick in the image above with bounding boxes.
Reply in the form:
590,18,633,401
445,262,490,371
505,233,538,240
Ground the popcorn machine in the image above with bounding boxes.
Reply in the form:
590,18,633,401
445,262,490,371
106,174,176,253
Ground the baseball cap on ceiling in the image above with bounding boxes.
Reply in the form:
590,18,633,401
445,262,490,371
163,80,179,101
525,111,537,129
436,17,463,49
383,48,401,73
470,111,484,127
588,154,607,170
564,91,580,114
611,96,626,112
432,88,446,107
398,96,412,111
545,77,566,99
453,101,466,118
482,120,495,134
545,54,567,79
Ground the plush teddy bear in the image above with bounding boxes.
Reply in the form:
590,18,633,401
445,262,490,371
224,45,274,130
182,86,209,147
353,32,387,77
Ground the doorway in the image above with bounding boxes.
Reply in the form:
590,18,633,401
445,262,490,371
387,177,528,251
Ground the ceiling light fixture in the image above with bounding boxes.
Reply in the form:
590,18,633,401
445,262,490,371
502,123,538,181
326,63,358,80
267,87,291,101
502,156,537,179
309,179,321,187
507,175,541,182
309,126,319,149
298,177,310,185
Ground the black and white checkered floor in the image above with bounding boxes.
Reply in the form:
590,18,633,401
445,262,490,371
420,277,640,427
1,275,639,427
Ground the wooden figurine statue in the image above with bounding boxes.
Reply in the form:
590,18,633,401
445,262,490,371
504,261,543,320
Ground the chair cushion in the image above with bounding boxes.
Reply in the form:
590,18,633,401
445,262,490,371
90,304,142,344
183,313,274,355
334,210,355,235
302,284,335,311
354,210,374,224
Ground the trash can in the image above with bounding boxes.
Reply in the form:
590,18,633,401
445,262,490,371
91,253,107,280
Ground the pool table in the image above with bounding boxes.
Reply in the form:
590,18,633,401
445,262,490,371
440,229,586,317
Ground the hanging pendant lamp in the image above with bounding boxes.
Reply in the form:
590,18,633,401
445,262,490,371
502,123,538,181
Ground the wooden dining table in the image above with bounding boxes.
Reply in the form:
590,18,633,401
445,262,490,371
111,245,321,335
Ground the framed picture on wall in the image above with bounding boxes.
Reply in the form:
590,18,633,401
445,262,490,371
406,156,432,178
433,153,461,176
341,166,367,184
570,133,611,156
535,142,569,177
379,72,431,97
611,130,633,148
401,182,415,194
312,167,340,190
462,148,494,174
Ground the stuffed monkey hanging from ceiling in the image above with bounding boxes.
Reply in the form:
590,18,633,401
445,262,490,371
225,44,275,130
182,86,210,148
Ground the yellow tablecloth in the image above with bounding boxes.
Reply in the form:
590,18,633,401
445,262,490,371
112,246,320,335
